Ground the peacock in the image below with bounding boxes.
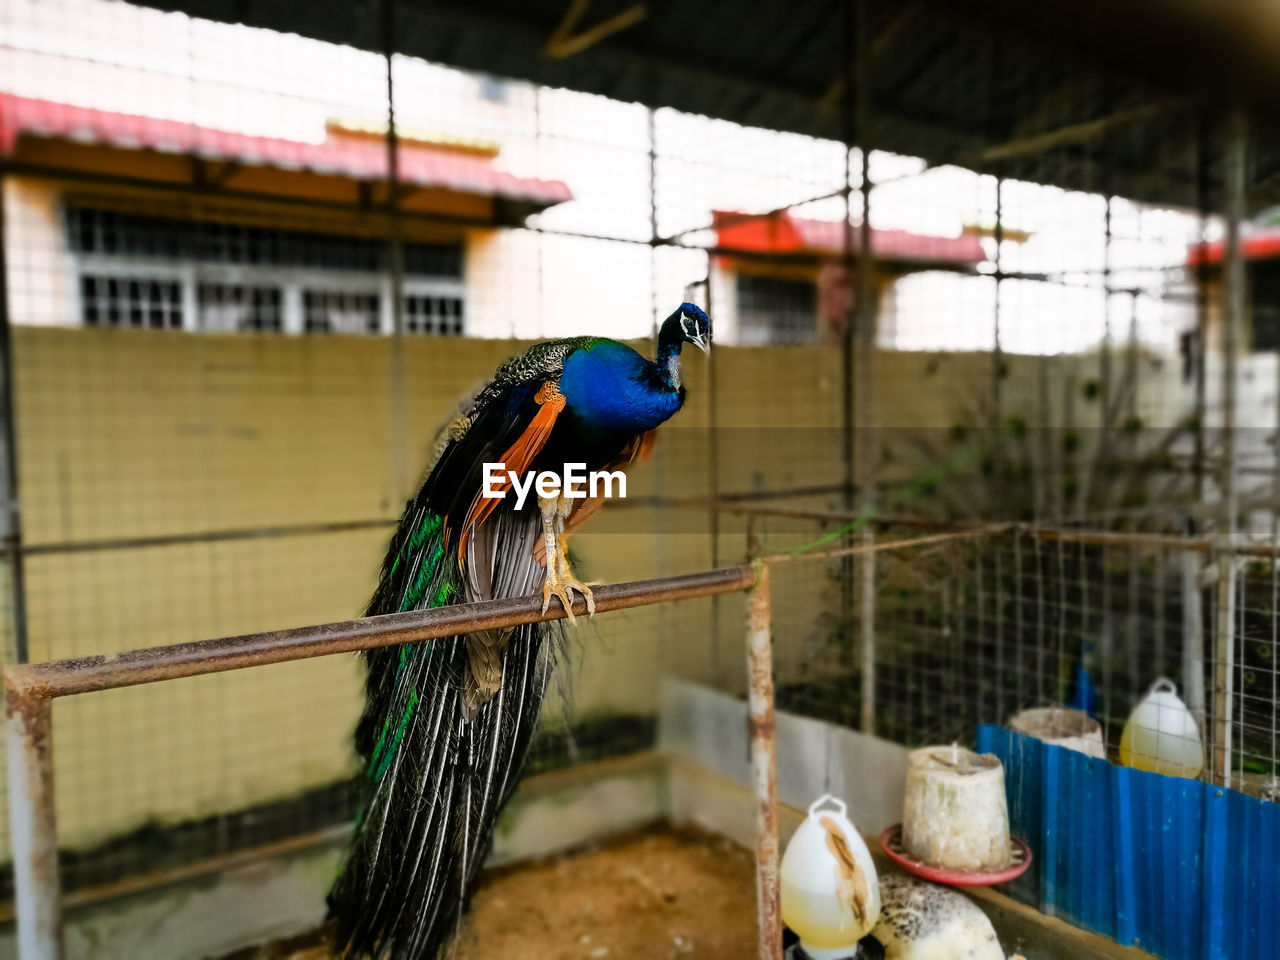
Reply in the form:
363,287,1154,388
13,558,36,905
327,303,712,959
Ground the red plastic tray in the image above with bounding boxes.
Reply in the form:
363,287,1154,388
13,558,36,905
879,823,1032,886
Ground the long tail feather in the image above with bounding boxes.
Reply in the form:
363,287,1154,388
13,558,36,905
328,500,560,959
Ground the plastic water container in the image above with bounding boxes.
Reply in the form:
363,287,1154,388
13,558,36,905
780,795,880,960
1119,677,1203,779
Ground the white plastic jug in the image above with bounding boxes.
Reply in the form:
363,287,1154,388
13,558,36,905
780,794,880,960
1119,677,1203,779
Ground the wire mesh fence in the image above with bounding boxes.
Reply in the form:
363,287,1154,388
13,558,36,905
0,0,1277,927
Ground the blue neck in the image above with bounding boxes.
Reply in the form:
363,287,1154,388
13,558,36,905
559,340,685,433
654,339,683,392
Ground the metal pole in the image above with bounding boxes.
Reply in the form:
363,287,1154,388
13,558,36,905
1186,116,1210,728
1213,108,1246,786
838,0,857,726
0,175,30,664
745,563,780,960
6,688,59,960
854,0,878,735
382,0,410,498
6,565,760,700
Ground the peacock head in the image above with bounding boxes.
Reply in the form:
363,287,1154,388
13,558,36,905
659,302,712,356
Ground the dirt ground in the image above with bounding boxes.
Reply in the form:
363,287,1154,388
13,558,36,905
233,825,758,960
456,826,757,959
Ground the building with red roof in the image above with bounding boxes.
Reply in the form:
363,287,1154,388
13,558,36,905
711,209,987,345
1,93,571,336
1187,226,1280,353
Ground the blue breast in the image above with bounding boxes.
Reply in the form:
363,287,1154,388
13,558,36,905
559,341,683,432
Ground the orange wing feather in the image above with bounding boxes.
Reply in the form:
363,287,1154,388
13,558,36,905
532,427,661,564
457,380,566,563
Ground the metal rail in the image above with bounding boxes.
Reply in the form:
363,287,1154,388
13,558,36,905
3,565,756,960
3,527,1001,959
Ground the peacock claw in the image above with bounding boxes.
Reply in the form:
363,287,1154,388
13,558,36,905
541,572,592,623
567,578,596,617
538,494,595,622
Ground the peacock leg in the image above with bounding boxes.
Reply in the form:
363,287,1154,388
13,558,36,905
538,496,592,621
554,494,595,616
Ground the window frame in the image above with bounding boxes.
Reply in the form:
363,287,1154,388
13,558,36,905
734,272,819,346
66,216,466,336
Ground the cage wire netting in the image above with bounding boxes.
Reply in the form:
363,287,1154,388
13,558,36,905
0,0,1277,916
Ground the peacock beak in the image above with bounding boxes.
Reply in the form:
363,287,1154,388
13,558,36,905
691,331,711,354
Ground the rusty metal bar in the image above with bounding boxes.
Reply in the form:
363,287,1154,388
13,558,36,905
3,563,761,960
745,564,780,960
0,174,30,665
6,690,59,960
0,523,1016,960
6,565,758,701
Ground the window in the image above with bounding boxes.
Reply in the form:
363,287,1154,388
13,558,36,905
65,207,465,335
68,208,462,276
736,274,817,345
406,295,464,335
198,285,283,333
80,275,182,329
304,291,381,334
1250,260,1280,352
68,207,184,258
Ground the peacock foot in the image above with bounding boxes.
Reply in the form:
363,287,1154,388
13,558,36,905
538,496,596,622
540,566,595,622
555,532,596,616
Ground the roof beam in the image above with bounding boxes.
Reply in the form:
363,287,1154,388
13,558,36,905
958,97,1193,168
818,0,925,111
545,0,648,59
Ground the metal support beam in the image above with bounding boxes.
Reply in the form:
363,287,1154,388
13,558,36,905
6,566,758,701
0,175,29,664
383,0,411,499
545,0,647,58
1212,109,1246,787
854,0,878,737
745,564,779,960
960,98,1191,168
6,691,59,960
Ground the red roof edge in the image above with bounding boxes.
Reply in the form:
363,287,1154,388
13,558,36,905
713,209,986,266
0,93,572,209
1187,230,1280,267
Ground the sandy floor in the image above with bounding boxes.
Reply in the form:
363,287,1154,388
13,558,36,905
234,825,758,960
455,827,757,960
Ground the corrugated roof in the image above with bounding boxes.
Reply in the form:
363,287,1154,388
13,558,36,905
0,93,572,209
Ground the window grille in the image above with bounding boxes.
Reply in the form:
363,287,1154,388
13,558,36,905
67,207,462,276
65,207,465,336
406,295,465,335
197,285,284,333
79,275,183,329
303,291,381,334
735,274,818,345
1250,260,1280,352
